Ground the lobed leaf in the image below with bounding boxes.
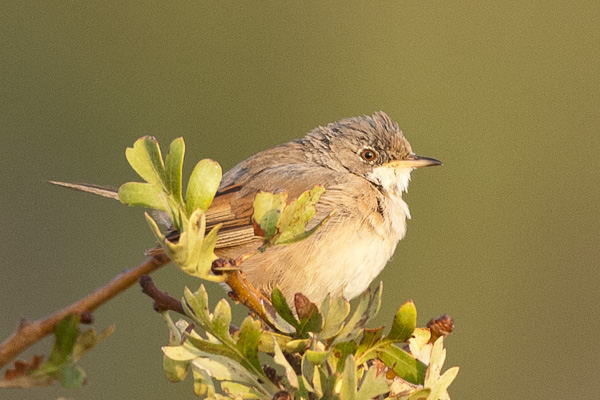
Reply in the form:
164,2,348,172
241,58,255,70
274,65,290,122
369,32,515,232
356,366,389,400
72,325,115,363
125,136,166,188
318,295,351,340
331,283,382,345
274,185,325,245
252,190,287,241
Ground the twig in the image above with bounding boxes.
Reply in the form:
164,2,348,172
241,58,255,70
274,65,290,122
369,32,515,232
139,275,185,315
213,257,276,328
0,254,170,369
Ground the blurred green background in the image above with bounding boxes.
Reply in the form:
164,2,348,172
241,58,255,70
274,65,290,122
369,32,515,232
1,2,598,399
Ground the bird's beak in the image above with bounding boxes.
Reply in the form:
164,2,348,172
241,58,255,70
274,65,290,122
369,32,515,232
385,154,442,169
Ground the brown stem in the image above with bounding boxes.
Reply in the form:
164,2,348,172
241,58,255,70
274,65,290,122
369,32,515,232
213,257,276,329
0,254,170,369
139,275,185,315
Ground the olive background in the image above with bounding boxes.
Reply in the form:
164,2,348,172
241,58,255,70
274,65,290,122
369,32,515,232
1,2,599,399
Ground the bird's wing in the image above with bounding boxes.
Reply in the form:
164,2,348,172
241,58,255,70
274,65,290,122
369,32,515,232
206,163,344,250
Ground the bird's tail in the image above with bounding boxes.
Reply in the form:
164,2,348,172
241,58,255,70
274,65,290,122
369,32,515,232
48,180,171,257
47,181,120,200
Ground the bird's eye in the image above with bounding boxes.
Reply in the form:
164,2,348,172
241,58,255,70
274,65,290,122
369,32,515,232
360,149,377,162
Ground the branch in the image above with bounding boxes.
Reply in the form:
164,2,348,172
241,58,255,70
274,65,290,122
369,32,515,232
213,257,276,328
0,254,170,369
139,275,185,315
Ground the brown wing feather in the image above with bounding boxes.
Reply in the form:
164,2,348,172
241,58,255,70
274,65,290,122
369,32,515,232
147,163,347,256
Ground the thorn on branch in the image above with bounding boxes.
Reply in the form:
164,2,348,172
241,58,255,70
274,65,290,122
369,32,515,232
17,318,32,330
139,275,185,315
80,311,94,324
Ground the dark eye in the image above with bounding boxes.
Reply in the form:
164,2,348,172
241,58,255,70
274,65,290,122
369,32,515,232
360,148,377,162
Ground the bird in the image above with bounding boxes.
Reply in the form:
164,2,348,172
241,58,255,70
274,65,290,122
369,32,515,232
52,111,440,305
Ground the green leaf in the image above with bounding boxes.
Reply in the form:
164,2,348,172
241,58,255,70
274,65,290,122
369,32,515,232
211,299,232,340
118,182,167,210
295,294,322,337
183,336,240,361
147,209,223,282
165,137,185,205
192,355,265,391
72,325,115,363
271,286,299,328
356,327,385,356
311,365,324,398
221,381,263,399
262,300,297,334
125,136,167,187
408,388,431,400
192,364,216,398
163,345,204,362
340,355,357,400
179,209,225,282
331,283,382,345
333,342,357,373
257,331,293,353
186,159,222,215
318,295,351,340
430,367,459,400
305,350,328,365
49,314,79,365
236,317,263,374
252,190,287,241
387,300,417,343
356,366,389,400
161,314,191,382
57,364,85,388
273,338,299,389
424,337,459,399
26,314,109,389
284,339,310,353
274,185,326,245
377,343,427,385
163,353,190,382
182,286,213,331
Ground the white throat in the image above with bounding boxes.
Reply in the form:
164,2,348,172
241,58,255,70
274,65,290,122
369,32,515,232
365,165,413,239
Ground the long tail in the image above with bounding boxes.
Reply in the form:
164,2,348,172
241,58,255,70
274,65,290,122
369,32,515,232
48,180,170,257
46,181,120,200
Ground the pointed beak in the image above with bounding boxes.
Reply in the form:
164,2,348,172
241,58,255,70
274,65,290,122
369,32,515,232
384,154,442,169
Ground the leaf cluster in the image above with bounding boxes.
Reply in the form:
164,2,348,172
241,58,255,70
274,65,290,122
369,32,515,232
163,283,458,399
0,315,114,389
119,136,224,282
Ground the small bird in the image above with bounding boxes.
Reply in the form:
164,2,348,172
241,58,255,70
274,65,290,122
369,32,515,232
53,112,440,304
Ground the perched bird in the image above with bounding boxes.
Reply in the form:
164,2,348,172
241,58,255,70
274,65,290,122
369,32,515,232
53,112,440,304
